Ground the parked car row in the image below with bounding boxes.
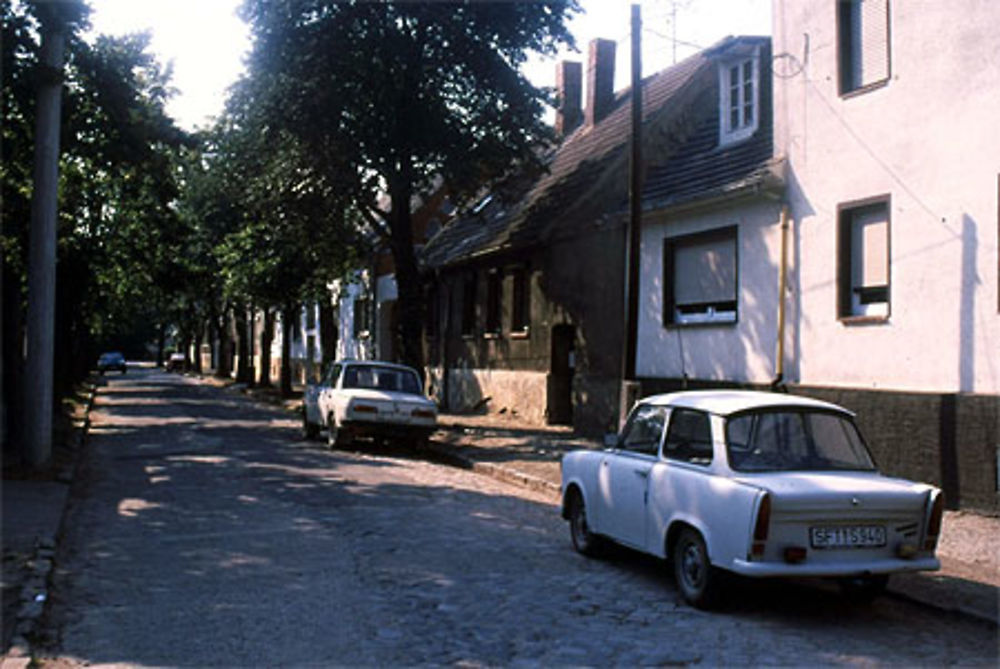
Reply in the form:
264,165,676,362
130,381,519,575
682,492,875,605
560,390,943,608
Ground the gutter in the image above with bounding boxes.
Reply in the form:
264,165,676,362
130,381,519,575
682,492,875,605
773,203,790,389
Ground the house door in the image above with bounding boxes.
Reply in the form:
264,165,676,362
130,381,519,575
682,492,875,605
549,324,576,425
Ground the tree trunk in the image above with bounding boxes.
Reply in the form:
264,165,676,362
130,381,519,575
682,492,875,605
258,308,273,387
387,164,425,377
235,305,251,384
319,298,337,372
280,303,294,397
156,322,167,367
215,304,232,379
193,322,203,373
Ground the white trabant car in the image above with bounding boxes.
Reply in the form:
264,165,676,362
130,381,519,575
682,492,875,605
302,360,437,449
560,390,943,608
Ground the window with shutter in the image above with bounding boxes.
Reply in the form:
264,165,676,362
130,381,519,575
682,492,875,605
838,0,891,96
663,227,738,326
838,197,891,320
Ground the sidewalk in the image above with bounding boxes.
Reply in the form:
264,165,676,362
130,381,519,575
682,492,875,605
428,412,1000,625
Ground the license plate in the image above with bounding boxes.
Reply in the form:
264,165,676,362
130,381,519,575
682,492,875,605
810,525,886,549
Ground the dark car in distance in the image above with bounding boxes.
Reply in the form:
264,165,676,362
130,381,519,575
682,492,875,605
97,351,127,375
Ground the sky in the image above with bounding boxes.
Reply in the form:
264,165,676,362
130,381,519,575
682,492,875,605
85,0,772,132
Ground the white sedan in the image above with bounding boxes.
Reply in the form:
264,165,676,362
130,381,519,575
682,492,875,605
302,360,437,449
560,390,943,608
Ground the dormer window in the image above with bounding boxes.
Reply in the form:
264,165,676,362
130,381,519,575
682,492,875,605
718,50,759,146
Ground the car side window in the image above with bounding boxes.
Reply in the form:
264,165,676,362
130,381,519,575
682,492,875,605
664,409,714,465
325,364,341,387
620,405,667,456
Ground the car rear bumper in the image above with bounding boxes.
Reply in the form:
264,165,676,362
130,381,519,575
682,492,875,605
340,420,436,441
729,555,940,578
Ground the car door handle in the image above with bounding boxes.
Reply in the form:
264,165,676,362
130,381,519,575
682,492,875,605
634,469,649,478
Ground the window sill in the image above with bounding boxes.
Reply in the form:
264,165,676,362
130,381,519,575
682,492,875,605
839,315,890,326
664,319,738,330
483,331,501,340
840,77,889,99
461,333,476,341
509,328,530,340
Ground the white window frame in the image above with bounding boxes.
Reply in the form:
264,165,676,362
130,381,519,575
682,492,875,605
718,48,760,146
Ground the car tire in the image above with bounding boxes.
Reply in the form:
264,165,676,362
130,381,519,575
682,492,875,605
673,528,721,609
302,411,319,441
327,415,350,450
568,490,604,557
839,574,889,604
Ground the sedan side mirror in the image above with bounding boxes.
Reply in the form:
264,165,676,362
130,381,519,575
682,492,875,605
603,433,619,450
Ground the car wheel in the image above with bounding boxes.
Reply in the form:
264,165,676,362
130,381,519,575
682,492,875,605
302,411,319,441
839,574,889,604
568,490,603,557
327,415,350,450
673,528,721,609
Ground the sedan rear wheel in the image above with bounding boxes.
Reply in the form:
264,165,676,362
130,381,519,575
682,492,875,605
568,491,603,557
673,528,721,609
327,415,350,450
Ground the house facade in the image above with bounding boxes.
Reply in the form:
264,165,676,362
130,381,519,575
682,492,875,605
635,3,999,512
421,38,739,435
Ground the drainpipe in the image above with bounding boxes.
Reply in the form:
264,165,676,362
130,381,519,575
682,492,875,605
773,204,790,389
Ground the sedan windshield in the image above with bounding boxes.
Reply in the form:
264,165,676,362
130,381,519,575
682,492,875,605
725,409,876,472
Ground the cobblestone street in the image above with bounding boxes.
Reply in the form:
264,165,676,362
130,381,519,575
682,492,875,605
37,369,998,666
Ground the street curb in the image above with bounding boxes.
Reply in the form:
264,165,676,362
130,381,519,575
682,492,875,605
5,384,96,660
424,441,561,501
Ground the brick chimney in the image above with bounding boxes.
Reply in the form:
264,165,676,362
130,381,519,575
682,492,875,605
585,38,616,127
555,60,582,136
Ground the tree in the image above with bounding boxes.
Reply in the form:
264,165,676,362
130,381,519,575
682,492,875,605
2,0,186,464
239,0,580,373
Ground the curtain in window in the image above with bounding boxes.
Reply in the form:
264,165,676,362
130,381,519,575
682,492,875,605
673,236,737,307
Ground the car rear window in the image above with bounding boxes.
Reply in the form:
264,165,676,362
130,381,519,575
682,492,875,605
343,365,423,395
725,409,876,472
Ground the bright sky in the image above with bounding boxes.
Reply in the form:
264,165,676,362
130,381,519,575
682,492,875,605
86,0,771,132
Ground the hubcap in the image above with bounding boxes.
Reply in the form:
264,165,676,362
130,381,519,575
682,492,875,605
682,543,703,587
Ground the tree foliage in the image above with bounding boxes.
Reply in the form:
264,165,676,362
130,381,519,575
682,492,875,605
2,0,188,455
238,0,580,372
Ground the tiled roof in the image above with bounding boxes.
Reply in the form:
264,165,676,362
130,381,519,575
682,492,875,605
422,36,777,269
642,118,779,212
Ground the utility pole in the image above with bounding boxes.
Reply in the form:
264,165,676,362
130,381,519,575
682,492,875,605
619,3,643,428
24,9,68,469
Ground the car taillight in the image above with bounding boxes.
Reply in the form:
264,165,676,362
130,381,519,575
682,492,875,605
411,408,435,419
751,493,771,559
923,491,944,552
353,404,378,414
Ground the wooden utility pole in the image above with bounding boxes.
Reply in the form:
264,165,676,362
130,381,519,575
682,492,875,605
24,11,67,469
619,3,643,426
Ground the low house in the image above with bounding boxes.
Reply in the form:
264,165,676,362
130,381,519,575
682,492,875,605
420,37,761,435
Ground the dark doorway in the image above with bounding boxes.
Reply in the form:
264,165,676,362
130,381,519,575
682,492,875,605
549,324,576,425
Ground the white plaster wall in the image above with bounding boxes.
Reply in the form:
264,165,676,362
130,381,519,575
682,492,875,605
636,201,784,383
333,276,374,361
773,0,1000,394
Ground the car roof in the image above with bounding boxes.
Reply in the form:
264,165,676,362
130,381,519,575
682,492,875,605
638,390,852,417
339,359,419,374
